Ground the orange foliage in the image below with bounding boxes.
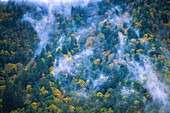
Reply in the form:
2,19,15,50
106,25,110,29
104,93,110,98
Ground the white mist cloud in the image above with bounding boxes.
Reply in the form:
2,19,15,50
0,0,102,55
126,55,170,107
135,29,140,38
0,0,101,8
93,73,108,88
23,12,55,55
23,0,100,16
54,48,93,76
121,86,135,96
117,32,127,60
98,6,132,29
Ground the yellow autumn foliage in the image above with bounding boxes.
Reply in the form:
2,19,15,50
134,100,140,105
49,82,55,87
97,33,105,39
71,34,75,37
48,104,57,111
26,85,32,90
101,50,110,57
25,59,34,71
49,66,54,72
137,111,141,113
67,51,72,57
40,86,48,95
69,105,75,112
50,71,55,75
41,58,45,63
85,38,93,46
64,97,72,103
54,89,62,99
0,85,6,91
140,37,148,44
4,63,17,72
167,61,170,68
97,92,103,97
94,58,100,65
152,43,156,47
77,79,85,87
135,22,142,27
54,98,63,104
136,49,143,53
31,102,38,109
47,52,52,58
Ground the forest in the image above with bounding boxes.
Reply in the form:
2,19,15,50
0,0,170,113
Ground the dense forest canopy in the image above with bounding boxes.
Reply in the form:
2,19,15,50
0,0,170,113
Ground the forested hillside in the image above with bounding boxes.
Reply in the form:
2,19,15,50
0,0,170,113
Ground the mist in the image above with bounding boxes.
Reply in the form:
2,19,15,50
126,55,170,107
0,0,101,55
54,48,93,76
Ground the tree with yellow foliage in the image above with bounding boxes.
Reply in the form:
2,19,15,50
53,89,62,99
